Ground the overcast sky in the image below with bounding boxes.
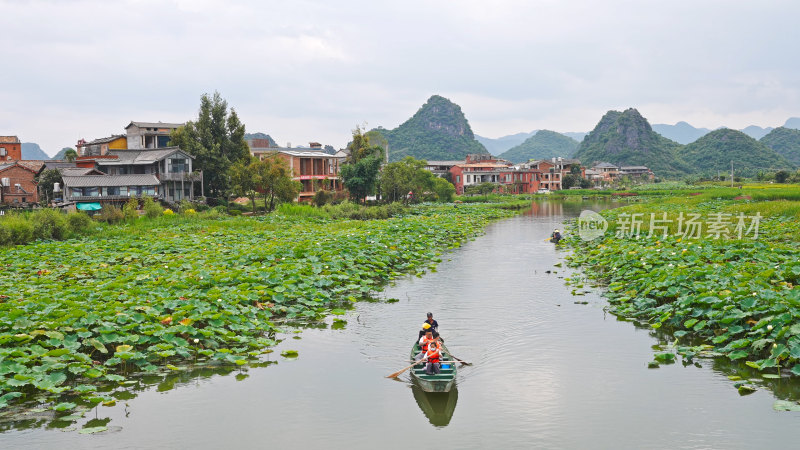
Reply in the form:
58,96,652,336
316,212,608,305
1,0,799,155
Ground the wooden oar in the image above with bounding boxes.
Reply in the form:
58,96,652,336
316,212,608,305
386,360,422,378
544,237,552,241
448,354,472,365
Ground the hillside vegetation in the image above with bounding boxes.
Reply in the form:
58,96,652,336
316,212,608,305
374,95,488,162
497,130,578,163
682,128,795,177
573,108,690,179
760,127,800,166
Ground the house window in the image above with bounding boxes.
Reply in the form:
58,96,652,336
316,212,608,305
456,175,460,183
0,148,5,156
107,187,121,196
169,158,187,173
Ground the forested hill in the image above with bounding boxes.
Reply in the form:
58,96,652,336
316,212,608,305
760,127,800,166
682,128,795,177
244,132,278,147
573,108,690,178
374,95,488,162
497,130,578,163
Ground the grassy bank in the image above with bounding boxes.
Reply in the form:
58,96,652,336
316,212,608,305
564,185,800,380
0,203,519,411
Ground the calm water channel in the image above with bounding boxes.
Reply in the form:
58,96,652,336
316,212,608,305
3,200,799,449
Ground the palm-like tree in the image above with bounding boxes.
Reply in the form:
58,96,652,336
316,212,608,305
64,149,78,162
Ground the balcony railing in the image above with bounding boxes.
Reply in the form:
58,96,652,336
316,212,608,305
157,171,203,182
68,194,161,202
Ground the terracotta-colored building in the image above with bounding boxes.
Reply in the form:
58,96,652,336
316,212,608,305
254,149,346,202
0,161,44,205
0,136,22,162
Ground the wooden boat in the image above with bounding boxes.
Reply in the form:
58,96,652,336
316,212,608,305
409,341,457,393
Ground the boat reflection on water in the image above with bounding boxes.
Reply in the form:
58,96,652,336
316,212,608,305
411,383,458,427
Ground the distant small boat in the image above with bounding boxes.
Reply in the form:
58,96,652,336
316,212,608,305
409,341,457,393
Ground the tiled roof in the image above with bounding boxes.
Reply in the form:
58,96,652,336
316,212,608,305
16,161,46,172
278,150,345,158
456,163,511,168
59,167,97,176
253,147,332,154
593,162,619,168
125,121,184,129
43,161,77,170
620,166,650,170
62,174,160,188
425,160,463,166
82,135,126,145
0,161,43,174
0,136,20,144
99,147,193,165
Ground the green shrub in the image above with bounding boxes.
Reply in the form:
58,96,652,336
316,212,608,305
97,205,125,223
31,209,69,240
178,200,195,213
384,202,407,217
323,201,360,219
201,209,221,220
277,203,329,218
228,209,242,216
143,197,163,218
66,211,93,233
122,198,139,221
313,190,333,207
0,215,34,245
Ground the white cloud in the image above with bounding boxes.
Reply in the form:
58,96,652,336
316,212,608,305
1,0,798,154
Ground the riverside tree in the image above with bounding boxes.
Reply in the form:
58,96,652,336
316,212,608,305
169,92,250,199
340,127,385,204
252,155,300,212
229,157,258,213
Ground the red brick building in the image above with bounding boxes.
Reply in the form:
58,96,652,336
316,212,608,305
0,161,43,205
0,136,22,162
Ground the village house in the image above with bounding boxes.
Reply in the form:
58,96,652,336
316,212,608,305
424,160,462,177
256,149,345,202
592,162,620,183
125,121,184,150
449,155,591,194
77,135,128,157
0,161,44,205
583,168,605,187
0,136,22,162
449,156,512,195
619,165,655,180
251,143,345,202
69,147,201,204
61,174,161,204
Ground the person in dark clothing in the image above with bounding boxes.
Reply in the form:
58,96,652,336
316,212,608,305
424,312,439,332
550,229,562,244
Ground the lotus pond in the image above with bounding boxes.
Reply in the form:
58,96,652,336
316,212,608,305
565,186,800,393
0,204,518,422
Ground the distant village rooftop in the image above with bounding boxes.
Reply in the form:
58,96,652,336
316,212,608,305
125,121,184,130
